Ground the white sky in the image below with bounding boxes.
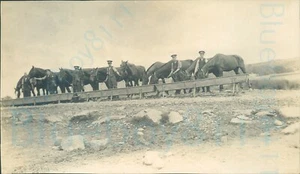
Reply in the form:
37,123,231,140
1,0,299,98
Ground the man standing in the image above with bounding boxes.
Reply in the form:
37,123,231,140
167,54,182,80
72,65,85,93
104,60,120,100
167,54,184,94
21,72,31,97
104,60,120,89
194,50,210,92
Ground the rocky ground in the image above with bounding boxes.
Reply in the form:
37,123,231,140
1,89,300,173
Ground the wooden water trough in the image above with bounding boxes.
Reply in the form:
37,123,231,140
1,74,248,107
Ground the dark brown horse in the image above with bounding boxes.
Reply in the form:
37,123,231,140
57,68,73,93
120,61,148,86
89,67,126,89
146,61,166,84
28,66,48,95
150,59,193,95
200,54,247,91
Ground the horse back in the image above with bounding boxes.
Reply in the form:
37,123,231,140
146,62,164,76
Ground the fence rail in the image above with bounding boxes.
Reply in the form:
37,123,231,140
1,75,248,107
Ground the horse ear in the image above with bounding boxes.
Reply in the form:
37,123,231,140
126,60,128,63
32,65,34,68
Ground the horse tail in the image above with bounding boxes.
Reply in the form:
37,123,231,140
234,55,246,74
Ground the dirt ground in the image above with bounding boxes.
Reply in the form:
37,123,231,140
1,89,300,173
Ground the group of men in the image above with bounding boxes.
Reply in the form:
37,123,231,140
19,50,208,97
168,50,207,79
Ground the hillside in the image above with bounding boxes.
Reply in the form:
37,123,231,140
246,57,300,76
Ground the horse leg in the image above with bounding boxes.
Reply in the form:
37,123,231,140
234,67,244,89
135,79,139,86
60,85,66,93
37,88,41,96
218,70,224,91
234,68,240,75
66,86,71,93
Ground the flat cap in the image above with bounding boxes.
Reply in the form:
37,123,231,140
107,60,113,63
199,50,205,54
171,54,177,58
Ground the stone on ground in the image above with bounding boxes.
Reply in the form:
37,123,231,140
237,115,250,120
255,111,276,117
153,158,165,169
89,139,109,151
70,110,99,122
202,110,214,115
143,151,161,166
274,119,283,126
44,115,63,123
281,122,300,135
279,107,300,118
168,111,183,124
54,136,62,146
134,109,163,124
90,115,126,127
61,135,85,151
230,118,252,124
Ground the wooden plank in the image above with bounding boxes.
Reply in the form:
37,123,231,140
78,85,155,99
155,75,248,91
1,92,74,107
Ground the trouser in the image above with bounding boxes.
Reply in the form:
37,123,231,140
195,71,210,92
73,81,83,93
172,70,191,94
23,89,31,98
106,75,119,100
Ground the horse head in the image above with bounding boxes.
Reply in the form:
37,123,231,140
149,72,159,84
47,74,58,94
90,68,99,82
120,60,129,76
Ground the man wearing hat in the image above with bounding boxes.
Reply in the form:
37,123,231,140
190,50,210,92
167,54,182,79
104,60,120,89
167,54,184,94
72,65,85,93
74,65,80,70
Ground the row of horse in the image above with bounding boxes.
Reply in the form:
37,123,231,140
15,54,247,98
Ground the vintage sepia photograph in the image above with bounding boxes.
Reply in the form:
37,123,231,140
1,0,300,173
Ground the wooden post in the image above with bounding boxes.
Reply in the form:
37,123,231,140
193,83,196,97
86,93,89,102
232,83,235,94
139,88,142,99
110,91,113,101
162,84,165,98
